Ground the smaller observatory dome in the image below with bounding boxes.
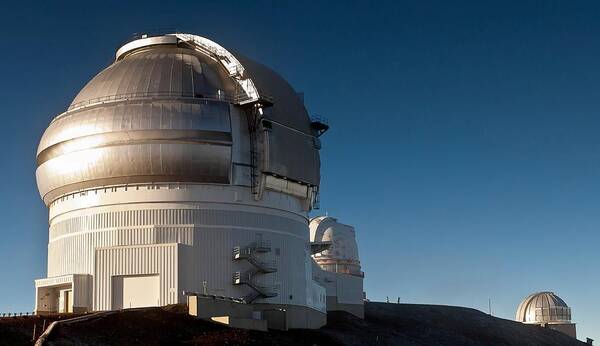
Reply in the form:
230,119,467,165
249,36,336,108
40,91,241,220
516,292,572,324
309,216,363,277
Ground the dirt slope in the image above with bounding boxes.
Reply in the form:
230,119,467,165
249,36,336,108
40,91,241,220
0,302,586,345
323,302,585,345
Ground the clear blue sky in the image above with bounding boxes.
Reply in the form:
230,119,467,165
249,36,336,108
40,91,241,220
1,0,598,341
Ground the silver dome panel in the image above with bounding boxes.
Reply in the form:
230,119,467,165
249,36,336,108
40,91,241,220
36,33,322,205
37,99,232,204
71,46,236,109
516,291,572,324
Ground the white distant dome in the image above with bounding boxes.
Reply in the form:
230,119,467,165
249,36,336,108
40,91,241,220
515,291,572,324
309,216,363,277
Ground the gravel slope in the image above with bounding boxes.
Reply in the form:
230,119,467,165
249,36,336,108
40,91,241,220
0,302,586,345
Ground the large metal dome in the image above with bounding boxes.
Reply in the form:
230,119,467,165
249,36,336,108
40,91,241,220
515,291,572,324
36,33,321,205
34,33,330,328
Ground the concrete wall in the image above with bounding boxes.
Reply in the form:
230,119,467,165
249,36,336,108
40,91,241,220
188,295,325,330
188,295,252,319
35,274,92,314
256,303,327,330
312,264,364,318
94,243,185,310
326,296,364,319
40,185,325,314
546,323,577,339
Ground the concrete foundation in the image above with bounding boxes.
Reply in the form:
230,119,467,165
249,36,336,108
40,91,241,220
254,303,327,330
544,323,577,339
188,295,252,319
211,316,268,331
326,296,364,319
187,295,326,330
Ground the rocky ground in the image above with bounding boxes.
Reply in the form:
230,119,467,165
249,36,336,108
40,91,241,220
0,302,586,345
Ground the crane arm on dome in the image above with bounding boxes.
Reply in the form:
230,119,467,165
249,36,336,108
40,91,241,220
171,33,261,105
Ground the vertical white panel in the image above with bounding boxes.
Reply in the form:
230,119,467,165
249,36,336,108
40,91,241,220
93,243,185,311
45,190,318,313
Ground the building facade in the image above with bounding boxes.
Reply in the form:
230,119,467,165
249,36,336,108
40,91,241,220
310,216,365,318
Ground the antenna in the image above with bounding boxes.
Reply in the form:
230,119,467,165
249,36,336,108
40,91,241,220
488,298,492,315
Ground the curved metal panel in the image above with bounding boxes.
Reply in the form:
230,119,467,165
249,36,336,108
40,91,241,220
37,143,231,204
174,33,261,103
235,54,320,185
39,100,231,154
37,129,232,165
236,55,312,134
37,99,233,204
37,33,323,204
116,35,178,60
265,123,320,185
71,47,236,109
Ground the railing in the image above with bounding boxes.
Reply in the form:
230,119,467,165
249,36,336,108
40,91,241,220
239,283,278,303
311,114,329,125
183,291,246,304
0,312,35,318
176,33,232,62
66,90,249,112
233,241,271,257
251,240,272,252
63,90,272,118
117,28,183,47
233,251,276,273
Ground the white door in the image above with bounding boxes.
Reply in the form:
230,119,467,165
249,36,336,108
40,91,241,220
58,289,73,313
66,290,73,313
112,275,160,309
58,290,65,313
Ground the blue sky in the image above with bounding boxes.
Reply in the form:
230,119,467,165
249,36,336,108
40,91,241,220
1,0,599,341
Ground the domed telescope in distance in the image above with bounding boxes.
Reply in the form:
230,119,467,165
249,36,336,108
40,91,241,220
516,291,577,338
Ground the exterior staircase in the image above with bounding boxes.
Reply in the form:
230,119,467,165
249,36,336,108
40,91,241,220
232,241,278,303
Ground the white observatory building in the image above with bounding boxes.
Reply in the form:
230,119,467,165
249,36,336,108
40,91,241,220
516,291,576,338
33,33,363,329
310,216,365,318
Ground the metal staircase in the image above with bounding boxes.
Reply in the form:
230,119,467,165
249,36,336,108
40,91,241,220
232,241,278,303
175,33,273,107
175,33,258,104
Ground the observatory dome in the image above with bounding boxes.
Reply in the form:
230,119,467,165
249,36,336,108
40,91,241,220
34,33,328,328
515,291,572,324
309,216,363,277
36,34,320,205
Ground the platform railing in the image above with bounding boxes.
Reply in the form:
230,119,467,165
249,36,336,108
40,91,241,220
0,312,35,317
66,90,249,111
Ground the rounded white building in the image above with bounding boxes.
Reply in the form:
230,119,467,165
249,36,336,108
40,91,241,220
310,216,363,277
34,33,327,327
516,291,576,338
309,216,364,318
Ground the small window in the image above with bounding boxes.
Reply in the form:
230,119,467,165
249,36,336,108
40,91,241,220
275,248,280,256
289,295,293,300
